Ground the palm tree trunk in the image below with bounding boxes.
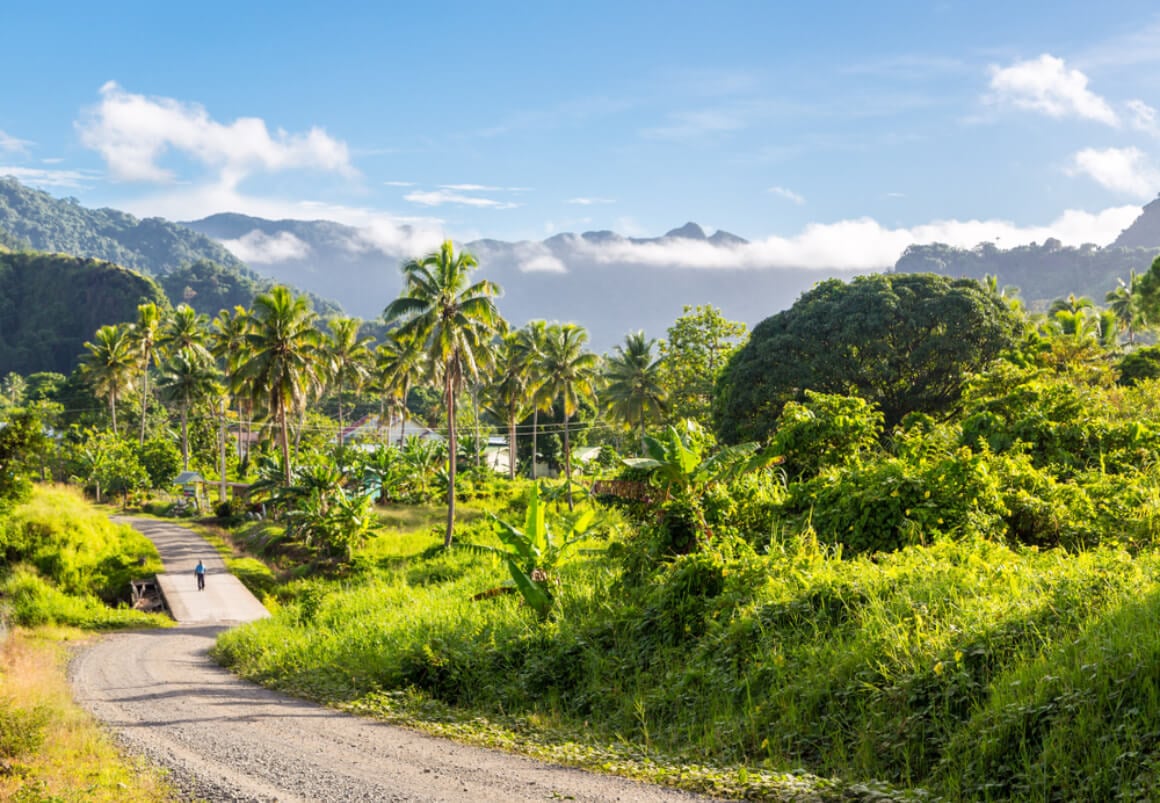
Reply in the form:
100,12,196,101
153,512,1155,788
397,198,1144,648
110,393,119,437
398,379,410,446
472,384,481,469
180,406,190,470
508,414,516,481
140,358,150,444
444,368,457,547
530,409,539,479
278,404,292,485
564,415,573,511
337,379,346,447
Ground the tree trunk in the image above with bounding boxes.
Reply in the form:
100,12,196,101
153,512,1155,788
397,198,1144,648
472,384,481,469
564,415,573,511
278,403,292,485
337,379,346,447
529,409,539,479
110,393,119,437
508,414,516,481
140,356,150,445
180,406,190,470
398,379,410,446
444,367,457,547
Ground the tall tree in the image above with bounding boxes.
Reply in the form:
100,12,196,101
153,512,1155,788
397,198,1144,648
374,329,427,444
383,240,504,546
603,330,667,452
237,286,321,484
486,333,532,480
158,351,222,470
211,306,252,461
160,303,212,363
81,323,137,436
658,305,747,427
538,323,598,510
324,317,373,445
1106,271,1147,346
132,302,163,444
513,320,551,478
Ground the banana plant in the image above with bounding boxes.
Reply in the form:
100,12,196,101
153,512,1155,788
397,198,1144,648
467,483,597,618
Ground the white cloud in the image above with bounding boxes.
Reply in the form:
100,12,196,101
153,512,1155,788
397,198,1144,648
1068,147,1160,199
384,180,414,187
404,189,519,209
0,130,31,155
1129,99,1160,137
567,206,1139,271
219,230,312,263
439,183,501,191
0,166,98,189
988,54,1119,126
77,81,356,184
768,185,806,205
566,197,615,205
118,181,445,260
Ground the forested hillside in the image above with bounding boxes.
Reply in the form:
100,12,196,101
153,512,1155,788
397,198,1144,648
0,178,249,276
0,251,166,375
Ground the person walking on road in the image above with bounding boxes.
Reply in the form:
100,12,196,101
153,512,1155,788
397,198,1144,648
195,559,206,591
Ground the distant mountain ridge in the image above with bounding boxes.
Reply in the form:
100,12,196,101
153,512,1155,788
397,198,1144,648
0,178,250,277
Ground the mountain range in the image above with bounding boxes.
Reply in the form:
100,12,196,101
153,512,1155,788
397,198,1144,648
181,212,864,349
3,176,1160,358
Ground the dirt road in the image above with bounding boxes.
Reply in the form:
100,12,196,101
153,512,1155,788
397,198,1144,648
71,519,712,802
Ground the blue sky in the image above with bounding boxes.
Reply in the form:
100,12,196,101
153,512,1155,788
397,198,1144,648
3,1,1160,269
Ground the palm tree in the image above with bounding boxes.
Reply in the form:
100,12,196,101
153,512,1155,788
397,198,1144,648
384,240,504,546
514,320,550,478
538,323,598,510
211,306,252,462
132,302,163,444
160,304,213,363
486,333,532,480
237,286,322,484
603,330,667,453
1106,271,1147,346
81,323,137,436
324,317,373,445
375,328,427,445
158,351,222,470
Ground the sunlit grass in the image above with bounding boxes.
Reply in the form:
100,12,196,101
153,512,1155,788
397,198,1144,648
0,627,176,801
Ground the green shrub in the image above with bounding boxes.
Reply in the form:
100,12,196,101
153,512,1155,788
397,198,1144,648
2,565,169,629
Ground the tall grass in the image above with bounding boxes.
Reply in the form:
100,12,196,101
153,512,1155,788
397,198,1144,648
0,485,170,629
214,518,1160,799
0,627,176,801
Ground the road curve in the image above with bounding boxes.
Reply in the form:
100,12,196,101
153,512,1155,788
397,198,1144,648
71,518,712,802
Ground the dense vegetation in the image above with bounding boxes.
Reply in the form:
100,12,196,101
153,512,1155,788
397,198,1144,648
0,250,168,375
8,229,1160,798
0,177,247,276
897,239,1160,308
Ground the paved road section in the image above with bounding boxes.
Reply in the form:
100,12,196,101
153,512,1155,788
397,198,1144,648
73,518,713,802
114,516,269,625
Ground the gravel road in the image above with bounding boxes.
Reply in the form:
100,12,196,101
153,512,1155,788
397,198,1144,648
70,519,714,802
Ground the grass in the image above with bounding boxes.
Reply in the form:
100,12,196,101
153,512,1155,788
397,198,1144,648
213,514,1160,801
0,626,176,801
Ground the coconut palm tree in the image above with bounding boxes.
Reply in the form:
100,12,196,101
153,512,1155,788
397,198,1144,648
324,317,373,445
237,286,322,484
514,320,550,478
1106,270,1147,346
158,351,223,470
160,303,213,363
486,333,532,480
538,323,598,510
81,323,137,436
211,306,252,461
384,240,504,546
132,302,163,444
603,330,667,453
375,328,427,445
